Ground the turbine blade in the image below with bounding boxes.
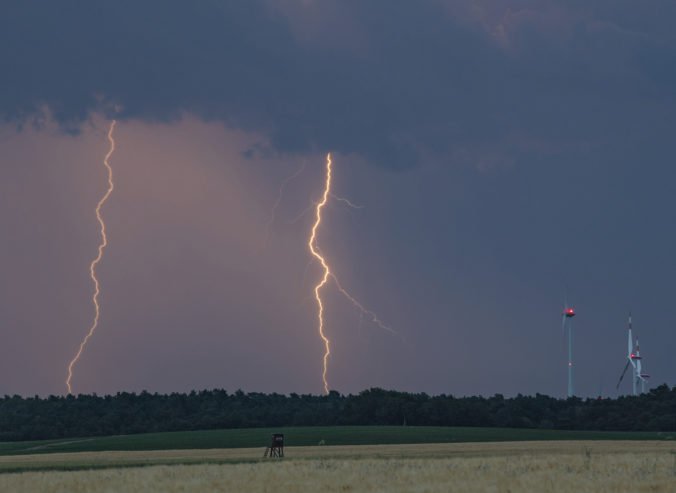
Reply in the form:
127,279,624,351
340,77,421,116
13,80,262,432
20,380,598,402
616,360,631,389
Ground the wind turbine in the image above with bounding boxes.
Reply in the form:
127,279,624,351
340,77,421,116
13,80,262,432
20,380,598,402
561,298,576,398
616,313,650,395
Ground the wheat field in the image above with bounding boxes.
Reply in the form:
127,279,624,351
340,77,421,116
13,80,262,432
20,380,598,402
0,441,673,492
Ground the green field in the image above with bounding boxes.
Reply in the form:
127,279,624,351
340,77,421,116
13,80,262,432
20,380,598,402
1,426,674,456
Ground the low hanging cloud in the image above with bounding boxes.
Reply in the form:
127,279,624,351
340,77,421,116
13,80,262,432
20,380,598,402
2,0,676,167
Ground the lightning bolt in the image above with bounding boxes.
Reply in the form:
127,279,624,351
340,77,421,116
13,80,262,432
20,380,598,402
66,120,117,395
309,153,333,394
308,153,398,394
262,161,306,250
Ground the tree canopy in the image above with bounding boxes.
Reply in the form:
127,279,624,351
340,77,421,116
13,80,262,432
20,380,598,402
0,386,674,441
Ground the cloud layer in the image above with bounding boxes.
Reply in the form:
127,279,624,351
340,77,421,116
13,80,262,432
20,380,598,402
3,1,676,167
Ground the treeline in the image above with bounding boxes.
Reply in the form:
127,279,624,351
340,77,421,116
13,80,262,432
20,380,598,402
0,385,675,441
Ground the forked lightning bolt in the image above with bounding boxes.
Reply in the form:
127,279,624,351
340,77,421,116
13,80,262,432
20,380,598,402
66,120,117,394
309,153,397,394
308,153,333,394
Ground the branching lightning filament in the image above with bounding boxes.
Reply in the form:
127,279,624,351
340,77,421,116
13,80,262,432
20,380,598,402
263,161,306,250
331,274,399,338
331,194,363,209
66,120,117,394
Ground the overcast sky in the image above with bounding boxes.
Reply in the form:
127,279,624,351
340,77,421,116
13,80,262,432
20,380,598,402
1,1,675,398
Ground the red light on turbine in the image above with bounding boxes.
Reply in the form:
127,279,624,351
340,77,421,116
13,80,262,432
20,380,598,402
564,307,576,318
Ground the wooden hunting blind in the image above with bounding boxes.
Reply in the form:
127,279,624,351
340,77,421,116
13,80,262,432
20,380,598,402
263,433,285,458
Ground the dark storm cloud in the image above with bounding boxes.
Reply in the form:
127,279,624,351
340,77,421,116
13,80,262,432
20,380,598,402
3,1,676,167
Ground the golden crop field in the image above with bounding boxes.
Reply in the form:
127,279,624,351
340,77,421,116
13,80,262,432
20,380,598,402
0,441,674,492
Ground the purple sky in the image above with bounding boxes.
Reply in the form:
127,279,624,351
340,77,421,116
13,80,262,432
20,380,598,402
1,1,676,397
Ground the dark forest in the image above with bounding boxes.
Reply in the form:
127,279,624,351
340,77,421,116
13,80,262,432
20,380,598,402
1,386,674,442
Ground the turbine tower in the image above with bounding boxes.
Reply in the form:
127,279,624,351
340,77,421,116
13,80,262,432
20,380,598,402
561,302,576,398
634,340,650,394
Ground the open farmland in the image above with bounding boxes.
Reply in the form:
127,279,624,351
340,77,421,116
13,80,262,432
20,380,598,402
0,441,674,492
1,425,674,457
